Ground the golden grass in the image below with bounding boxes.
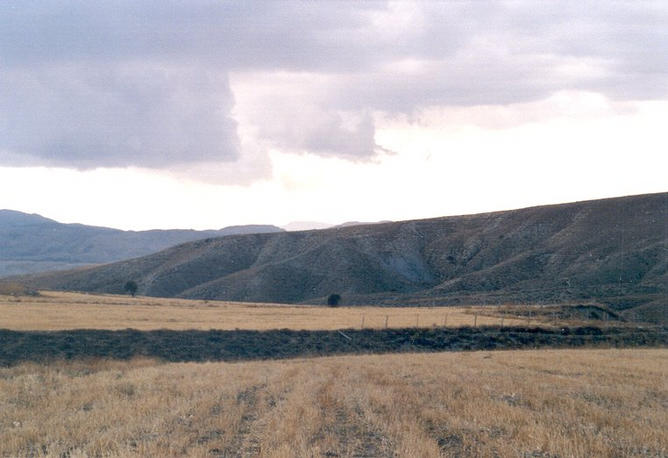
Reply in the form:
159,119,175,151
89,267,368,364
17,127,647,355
0,291,540,331
1,348,665,457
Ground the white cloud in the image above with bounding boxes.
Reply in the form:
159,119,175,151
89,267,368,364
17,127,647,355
0,2,666,229
1,93,665,230
2,1,666,177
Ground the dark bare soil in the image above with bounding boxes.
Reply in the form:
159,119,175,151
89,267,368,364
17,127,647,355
1,326,665,366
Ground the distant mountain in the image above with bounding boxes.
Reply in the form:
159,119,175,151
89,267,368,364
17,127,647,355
334,220,392,229
0,210,282,277
22,193,667,323
282,221,334,231
282,220,391,231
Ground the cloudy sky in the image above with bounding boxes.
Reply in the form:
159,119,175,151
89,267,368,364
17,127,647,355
1,1,666,230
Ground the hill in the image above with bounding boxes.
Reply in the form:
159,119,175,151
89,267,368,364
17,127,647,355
22,193,667,322
0,210,282,277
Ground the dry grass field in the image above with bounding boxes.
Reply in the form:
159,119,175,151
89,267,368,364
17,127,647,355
0,291,544,331
1,348,666,457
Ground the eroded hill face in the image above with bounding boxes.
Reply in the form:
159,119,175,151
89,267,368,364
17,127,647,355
25,193,667,322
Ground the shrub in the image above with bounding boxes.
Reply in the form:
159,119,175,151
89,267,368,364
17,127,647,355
327,293,341,307
124,281,138,297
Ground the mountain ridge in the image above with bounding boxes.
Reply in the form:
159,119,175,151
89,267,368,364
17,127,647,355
20,193,667,323
0,210,283,277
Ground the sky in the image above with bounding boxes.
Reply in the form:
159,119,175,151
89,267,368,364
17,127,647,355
0,1,666,230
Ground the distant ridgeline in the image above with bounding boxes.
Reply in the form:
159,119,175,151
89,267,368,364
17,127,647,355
0,210,282,277
22,193,668,323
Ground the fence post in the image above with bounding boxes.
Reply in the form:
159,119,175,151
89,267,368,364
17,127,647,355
474,313,478,327
416,313,419,327
385,315,389,328
361,314,365,329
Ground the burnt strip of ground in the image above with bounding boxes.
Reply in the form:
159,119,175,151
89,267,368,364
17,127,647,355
1,326,666,366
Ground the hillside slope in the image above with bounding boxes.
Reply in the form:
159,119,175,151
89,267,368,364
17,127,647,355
0,210,282,276
24,193,667,321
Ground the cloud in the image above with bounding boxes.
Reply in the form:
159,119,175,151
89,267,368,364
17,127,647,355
230,71,380,159
0,63,239,168
0,1,666,176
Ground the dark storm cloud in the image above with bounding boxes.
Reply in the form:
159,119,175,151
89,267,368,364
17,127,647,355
0,1,666,170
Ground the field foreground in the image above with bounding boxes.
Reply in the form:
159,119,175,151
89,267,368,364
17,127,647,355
1,348,666,457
